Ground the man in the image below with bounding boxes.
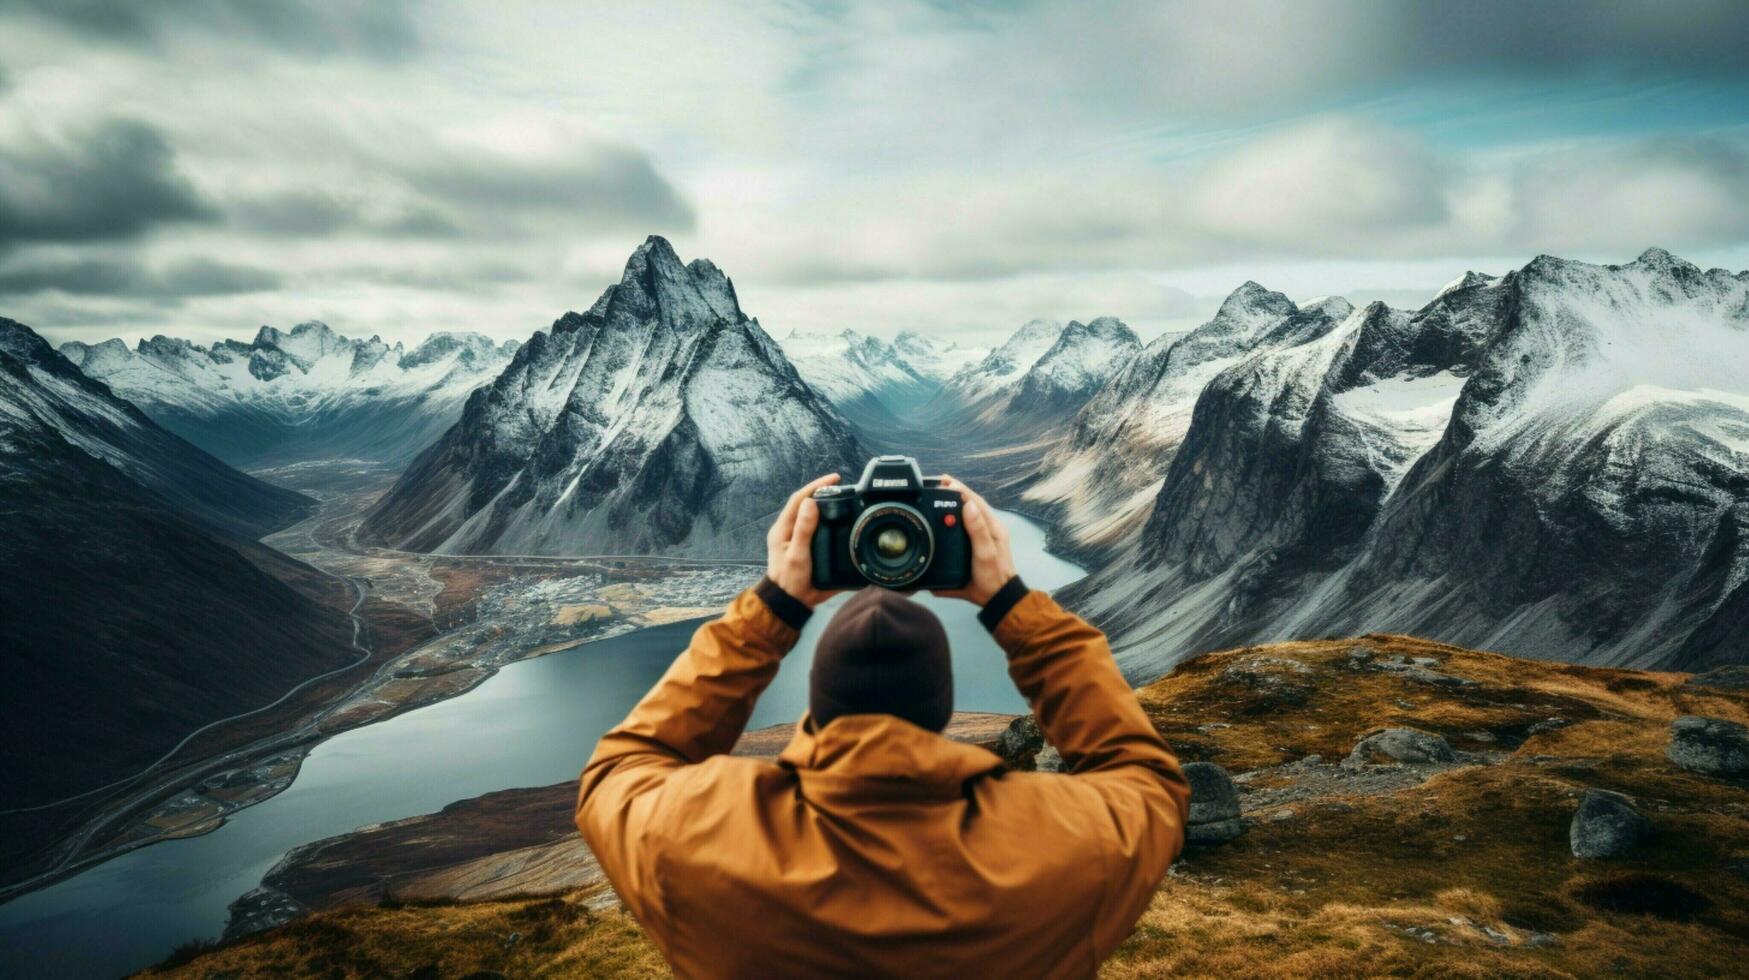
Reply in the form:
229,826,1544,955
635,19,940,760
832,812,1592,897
576,474,1190,978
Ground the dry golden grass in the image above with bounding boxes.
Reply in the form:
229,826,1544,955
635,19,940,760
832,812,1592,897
150,634,1749,979
142,895,667,979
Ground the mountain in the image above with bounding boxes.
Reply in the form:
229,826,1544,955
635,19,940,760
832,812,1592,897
891,330,985,384
0,318,353,812
781,329,936,426
781,328,988,429
1,318,310,539
923,316,1139,436
1023,285,1353,561
1063,249,1749,676
358,237,864,557
926,317,1063,421
61,324,520,468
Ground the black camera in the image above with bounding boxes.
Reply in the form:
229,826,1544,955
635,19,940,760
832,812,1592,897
810,456,972,591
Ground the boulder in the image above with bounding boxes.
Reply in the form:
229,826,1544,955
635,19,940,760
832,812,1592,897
1186,818,1245,844
1182,761,1244,845
1666,716,1749,777
1033,744,1065,773
996,715,1044,766
1343,728,1456,767
1569,788,1650,859
1184,761,1241,823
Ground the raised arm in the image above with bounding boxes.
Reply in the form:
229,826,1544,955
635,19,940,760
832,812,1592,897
937,479,1190,952
575,474,841,922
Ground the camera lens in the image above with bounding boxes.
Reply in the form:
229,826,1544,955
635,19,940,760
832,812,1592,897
849,502,934,588
875,527,909,558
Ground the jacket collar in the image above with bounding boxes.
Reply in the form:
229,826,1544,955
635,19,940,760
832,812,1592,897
777,713,1005,803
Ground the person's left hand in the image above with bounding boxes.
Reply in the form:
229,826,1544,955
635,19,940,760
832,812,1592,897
767,473,843,608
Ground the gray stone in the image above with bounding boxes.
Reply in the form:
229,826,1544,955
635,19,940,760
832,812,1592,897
1343,728,1456,767
1183,761,1241,824
1569,788,1650,858
996,715,1044,765
1033,744,1065,773
1527,717,1570,736
1186,818,1244,843
1666,715,1749,776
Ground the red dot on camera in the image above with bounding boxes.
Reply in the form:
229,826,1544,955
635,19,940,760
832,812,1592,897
944,513,957,527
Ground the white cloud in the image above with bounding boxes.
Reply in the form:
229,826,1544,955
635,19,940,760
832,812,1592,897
0,0,1746,348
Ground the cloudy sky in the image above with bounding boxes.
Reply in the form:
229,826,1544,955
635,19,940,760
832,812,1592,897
3,1,1749,349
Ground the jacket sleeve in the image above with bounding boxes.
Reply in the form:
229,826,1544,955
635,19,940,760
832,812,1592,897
574,583,802,927
991,586,1191,954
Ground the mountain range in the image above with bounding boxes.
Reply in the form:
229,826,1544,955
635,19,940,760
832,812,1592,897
62,324,518,468
918,316,1141,439
780,328,983,429
0,318,353,811
1059,249,1749,676
1022,286,1354,563
358,236,865,557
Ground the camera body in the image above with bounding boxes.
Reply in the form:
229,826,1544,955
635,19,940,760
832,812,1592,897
810,456,972,591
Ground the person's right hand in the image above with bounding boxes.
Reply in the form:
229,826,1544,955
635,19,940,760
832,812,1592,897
931,476,1017,607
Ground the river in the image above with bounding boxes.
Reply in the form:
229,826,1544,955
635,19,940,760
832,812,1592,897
0,509,1083,977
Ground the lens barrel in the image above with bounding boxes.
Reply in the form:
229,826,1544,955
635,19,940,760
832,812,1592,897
849,501,934,587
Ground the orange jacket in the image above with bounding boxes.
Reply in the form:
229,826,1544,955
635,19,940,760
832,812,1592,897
576,584,1189,979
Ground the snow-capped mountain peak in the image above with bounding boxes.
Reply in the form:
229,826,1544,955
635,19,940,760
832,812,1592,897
359,237,862,557
1059,248,1749,677
62,318,520,467
1011,317,1141,413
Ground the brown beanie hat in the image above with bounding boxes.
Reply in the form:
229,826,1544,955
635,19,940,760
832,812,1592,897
810,588,952,733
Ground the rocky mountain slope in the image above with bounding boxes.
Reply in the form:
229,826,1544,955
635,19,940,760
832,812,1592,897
920,317,1139,437
1023,285,1353,562
780,328,980,428
0,318,353,811
62,324,519,468
358,237,864,557
1064,249,1749,676
153,637,1749,979
1,317,310,539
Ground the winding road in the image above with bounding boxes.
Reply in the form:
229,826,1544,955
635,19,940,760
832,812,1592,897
0,579,375,901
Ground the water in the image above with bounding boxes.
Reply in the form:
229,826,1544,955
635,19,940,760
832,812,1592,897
0,510,1081,977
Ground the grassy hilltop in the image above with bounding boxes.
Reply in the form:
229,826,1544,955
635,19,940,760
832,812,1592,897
147,636,1749,979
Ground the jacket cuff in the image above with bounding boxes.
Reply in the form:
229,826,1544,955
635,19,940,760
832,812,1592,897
754,576,813,632
977,575,1029,632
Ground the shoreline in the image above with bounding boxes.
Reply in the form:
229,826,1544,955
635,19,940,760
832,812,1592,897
1,460,758,902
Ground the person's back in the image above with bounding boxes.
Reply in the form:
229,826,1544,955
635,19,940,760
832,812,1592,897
577,475,1190,979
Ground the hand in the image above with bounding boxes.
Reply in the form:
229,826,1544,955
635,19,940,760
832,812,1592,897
931,476,1017,607
766,473,844,608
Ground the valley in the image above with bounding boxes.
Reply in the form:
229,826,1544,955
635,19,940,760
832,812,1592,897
0,480,1080,977
3,238,1745,977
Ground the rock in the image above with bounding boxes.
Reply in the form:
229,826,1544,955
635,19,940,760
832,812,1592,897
1527,717,1570,736
1343,728,1456,767
1569,788,1650,858
1182,762,1245,845
996,715,1044,765
1033,744,1065,773
1666,716,1749,776
1186,818,1245,843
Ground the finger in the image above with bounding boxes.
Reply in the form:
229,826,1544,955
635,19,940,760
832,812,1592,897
962,488,1007,546
963,498,999,557
788,497,821,553
772,473,839,542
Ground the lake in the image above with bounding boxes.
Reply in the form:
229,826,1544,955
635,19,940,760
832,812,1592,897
0,509,1082,977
